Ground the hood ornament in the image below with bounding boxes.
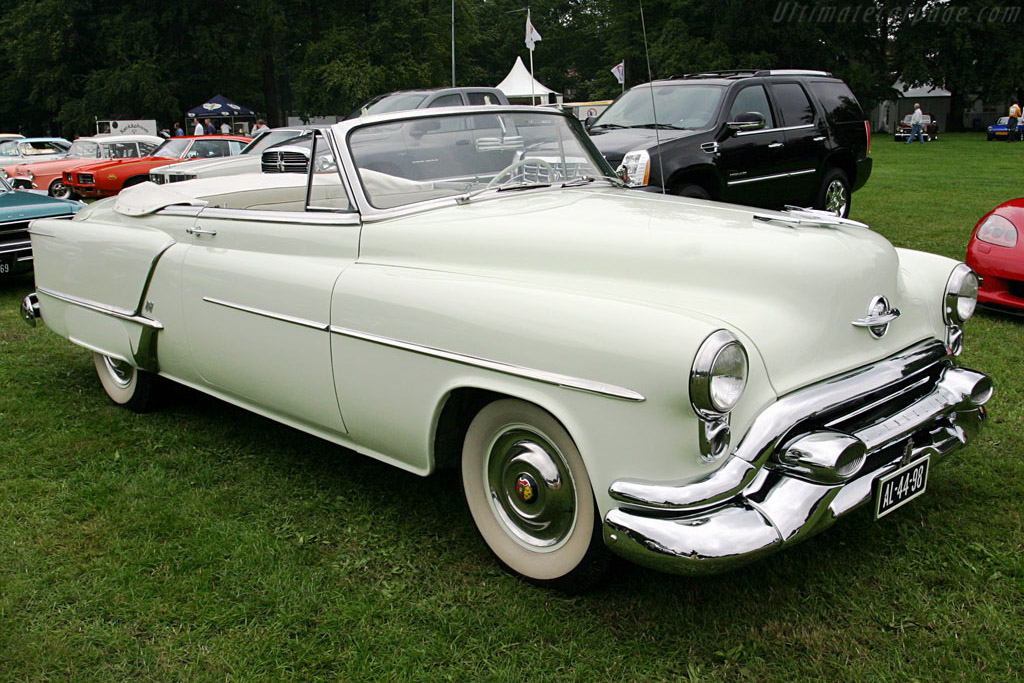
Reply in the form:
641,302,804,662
852,295,900,339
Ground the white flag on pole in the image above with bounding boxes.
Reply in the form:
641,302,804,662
611,61,625,84
525,9,542,51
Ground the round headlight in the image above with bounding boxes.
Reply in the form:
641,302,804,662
690,330,749,416
944,263,978,325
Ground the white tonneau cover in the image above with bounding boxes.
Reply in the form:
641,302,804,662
114,182,209,216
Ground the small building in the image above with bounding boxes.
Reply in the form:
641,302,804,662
873,81,950,134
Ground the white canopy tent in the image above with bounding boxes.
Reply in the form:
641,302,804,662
496,57,561,105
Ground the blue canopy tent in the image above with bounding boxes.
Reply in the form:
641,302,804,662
185,95,256,134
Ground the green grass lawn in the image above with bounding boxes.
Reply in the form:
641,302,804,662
1,133,1021,681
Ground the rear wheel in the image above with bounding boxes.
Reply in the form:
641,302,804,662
816,168,851,218
122,176,149,189
460,399,610,592
93,353,157,412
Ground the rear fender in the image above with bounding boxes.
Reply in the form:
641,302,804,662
30,214,178,371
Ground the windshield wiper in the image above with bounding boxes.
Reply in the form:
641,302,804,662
588,123,629,130
495,182,552,192
638,123,687,130
561,175,627,189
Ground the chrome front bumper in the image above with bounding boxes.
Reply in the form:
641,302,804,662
603,340,992,575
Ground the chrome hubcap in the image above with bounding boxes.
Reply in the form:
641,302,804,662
52,181,67,198
485,427,576,550
825,180,848,216
103,356,134,388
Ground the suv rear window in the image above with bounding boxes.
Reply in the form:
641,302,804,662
808,81,865,124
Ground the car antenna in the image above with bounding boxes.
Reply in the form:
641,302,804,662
639,0,666,194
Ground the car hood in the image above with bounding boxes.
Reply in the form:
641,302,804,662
74,155,174,174
0,188,80,217
4,157,88,175
587,127,698,166
151,154,253,176
358,187,948,396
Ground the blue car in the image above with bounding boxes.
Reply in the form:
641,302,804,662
0,174,81,278
988,117,1011,140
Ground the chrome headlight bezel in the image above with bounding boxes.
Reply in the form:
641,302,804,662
617,149,651,187
690,330,749,418
944,263,979,326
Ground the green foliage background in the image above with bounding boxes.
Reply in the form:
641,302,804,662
1,0,1021,136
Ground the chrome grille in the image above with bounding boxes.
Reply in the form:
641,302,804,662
0,220,30,247
261,150,309,174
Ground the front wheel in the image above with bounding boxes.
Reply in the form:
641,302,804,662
460,399,611,592
49,179,73,200
816,168,851,218
93,353,157,412
673,183,711,200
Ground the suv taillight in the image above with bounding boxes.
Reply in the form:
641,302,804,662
865,121,872,155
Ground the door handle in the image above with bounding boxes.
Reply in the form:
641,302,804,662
187,225,217,236
768,142,784,149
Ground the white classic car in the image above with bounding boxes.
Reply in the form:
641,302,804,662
21,106,992,591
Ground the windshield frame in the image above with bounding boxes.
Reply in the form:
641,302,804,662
333,106,621,218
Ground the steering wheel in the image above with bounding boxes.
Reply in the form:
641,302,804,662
486,157,555,188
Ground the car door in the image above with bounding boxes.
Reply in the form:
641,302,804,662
179,132,358,434
716,83,789,207
768,80,827,206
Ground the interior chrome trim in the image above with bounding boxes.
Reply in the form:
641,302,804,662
36,286,164,330
202,297,330,331
329,324,646,402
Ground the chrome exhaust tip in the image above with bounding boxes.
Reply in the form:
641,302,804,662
20,292,39,327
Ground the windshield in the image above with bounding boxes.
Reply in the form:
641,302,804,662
151,138,191,158
346,93,429,119
348,111,616,209
592,84,725,130
241,130,311,154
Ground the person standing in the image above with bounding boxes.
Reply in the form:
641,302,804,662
906,103,925,144
1008,102,1020,142
204,118,216,135
251,119,268,136
193,119,204,135
220,120,231,135
173,122,184,137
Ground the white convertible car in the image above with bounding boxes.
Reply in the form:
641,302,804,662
21,106,991,590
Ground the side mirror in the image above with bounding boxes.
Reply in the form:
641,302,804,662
726,112,766,134
584,115,596,131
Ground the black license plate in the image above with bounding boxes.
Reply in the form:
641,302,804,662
0,254,13,276
874,456,929,519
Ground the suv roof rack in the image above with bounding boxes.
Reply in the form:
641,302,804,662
673,69,834,80
675,70,761,79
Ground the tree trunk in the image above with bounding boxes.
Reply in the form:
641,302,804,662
263,53,282,127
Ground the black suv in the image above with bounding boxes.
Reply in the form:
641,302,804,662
587,70,872,217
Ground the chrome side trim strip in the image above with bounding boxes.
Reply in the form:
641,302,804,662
196,207,361,226
202,297,330,331
26,229,58,238
36,286,164,330
736,124,816,137
727,172,788,186
330,324,646,402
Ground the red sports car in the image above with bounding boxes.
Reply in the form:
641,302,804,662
966,198,1024,313
64,135,249,198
